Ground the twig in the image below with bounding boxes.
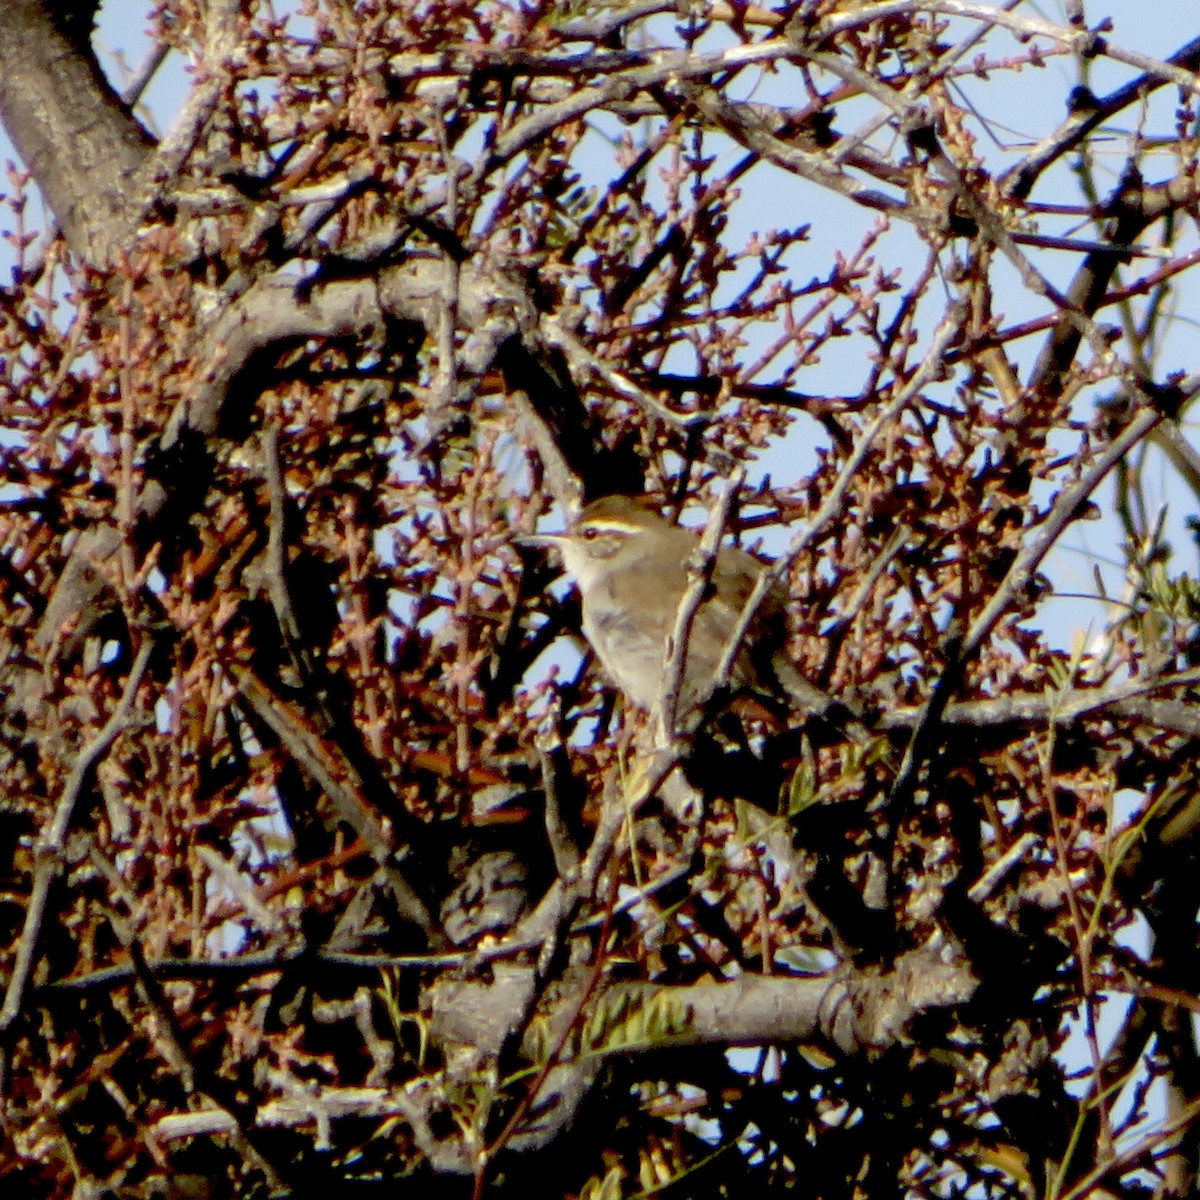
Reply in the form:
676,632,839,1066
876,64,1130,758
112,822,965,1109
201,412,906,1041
657,467,746,740
822,521,911,643
35,939,551,998
137,0,244,213
899,664,1200,730
0,641,152,1026
117,42,170,113
260,422,339,730
541,319,713,434
231,665,442,944
430,105,461,431
0,640,153,1079
539,744,582,879
125,937,290,1194
262,423,312,680
1003,34,1200,199
960,400,1167,665
885,391,1169,855
967,832,1039,903
505,743,686,978
714,303,967,690
1055,1092,1200,1200
489,38,793,151
822,2,1200,99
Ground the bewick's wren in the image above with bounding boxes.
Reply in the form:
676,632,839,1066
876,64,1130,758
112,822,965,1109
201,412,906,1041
522,494,825,723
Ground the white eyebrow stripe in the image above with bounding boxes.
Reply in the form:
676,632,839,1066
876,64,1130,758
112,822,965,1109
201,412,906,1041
576,520,643,535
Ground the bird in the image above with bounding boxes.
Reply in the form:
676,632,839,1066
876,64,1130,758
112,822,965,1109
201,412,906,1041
520,494,828,726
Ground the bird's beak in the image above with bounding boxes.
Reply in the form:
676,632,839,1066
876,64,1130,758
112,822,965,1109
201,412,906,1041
515,532,566,551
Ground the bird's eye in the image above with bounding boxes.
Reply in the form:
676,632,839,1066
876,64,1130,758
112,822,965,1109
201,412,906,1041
581,527,599,540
